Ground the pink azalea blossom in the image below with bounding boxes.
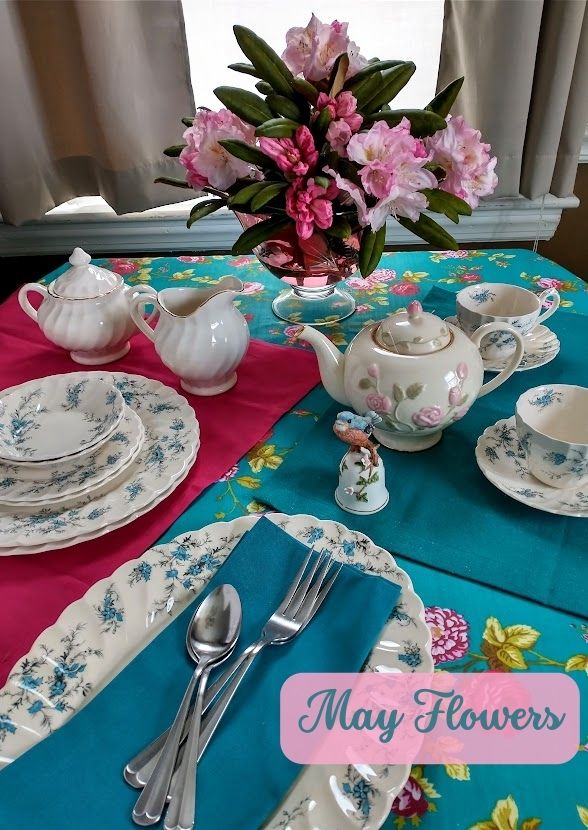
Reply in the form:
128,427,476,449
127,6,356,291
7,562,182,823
391,282,419,296
426,115,498,208
180,109,257,191
537,277,564,290
241,281,264,295
177,255,207,264
282,14,367,82
425,606,470,664
259,126,318,178
365,392,392,413
318,91,363,156
412,405,443,427
326,119,353,156
323,167,371,227
285,177,338,239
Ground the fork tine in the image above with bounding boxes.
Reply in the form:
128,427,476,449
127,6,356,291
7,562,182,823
285,549,327,617
274,545,315,615
297,560,343,627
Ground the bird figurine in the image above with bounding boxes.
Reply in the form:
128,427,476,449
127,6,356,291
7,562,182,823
333,410,382,465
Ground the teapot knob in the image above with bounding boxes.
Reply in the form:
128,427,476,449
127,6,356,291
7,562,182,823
407,300,423,318
69,247,92,267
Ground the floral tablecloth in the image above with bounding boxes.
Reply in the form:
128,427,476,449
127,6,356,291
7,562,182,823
40,249,587,830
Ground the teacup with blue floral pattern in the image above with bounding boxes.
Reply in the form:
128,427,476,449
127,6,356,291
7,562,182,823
456,283,560,360
515,384,588,489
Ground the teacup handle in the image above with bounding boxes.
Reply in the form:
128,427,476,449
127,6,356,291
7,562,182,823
130,293,161,342
18,283,48,323
471,322,525,398
536,288,560,325
128,284,158,325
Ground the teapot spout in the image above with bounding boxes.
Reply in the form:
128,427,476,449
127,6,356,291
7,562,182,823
299,325,349,406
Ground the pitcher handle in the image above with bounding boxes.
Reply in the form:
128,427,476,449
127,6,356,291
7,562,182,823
472,322,524,399
536,288,560,326
128,285,158,325
18,283,48,323
130,293,160,342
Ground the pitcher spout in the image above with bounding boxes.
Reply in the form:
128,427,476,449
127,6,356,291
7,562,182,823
299,325,349,406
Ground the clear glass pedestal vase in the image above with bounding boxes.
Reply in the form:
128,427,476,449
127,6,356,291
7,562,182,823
235,213,359,326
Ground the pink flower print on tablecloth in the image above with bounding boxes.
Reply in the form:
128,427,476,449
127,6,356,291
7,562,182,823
177,255,207,264
108,258,138,275
241,281,264,295
391,282,420,296
229,256,252,267
460,272,481,282
218,464,239,482
425,606,470,664
346,269,396,290
391,776,428,819
537,277,564,290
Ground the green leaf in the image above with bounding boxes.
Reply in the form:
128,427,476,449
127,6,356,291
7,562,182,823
344,60,405,90
217,139,270,168
358,225,386,277
214,86,273,126
313,175,330,189
359,378,373,389
325,216,353,239
227,62,262,78
250,182,288,212
362,109,447,138
313,107,332,145
362,62,416,112
255,117,300,138
187,199,225,228
426,77,464,118
154,176,191,189
266,94,304,121
393,384,406,403
328,53,349,98
181,117,194,128
231,216,292,255
406,383,424,399
255,80,274,97
397,213,459,250
228,181,269,207
421,188,471,224
233,25,294,98
351,71,384,109
163,144,186,158
292,77,319,103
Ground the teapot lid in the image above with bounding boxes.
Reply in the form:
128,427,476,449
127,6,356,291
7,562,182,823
50,248,123,299
374,300,451,355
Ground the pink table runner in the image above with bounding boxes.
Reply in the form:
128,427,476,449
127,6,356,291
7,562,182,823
0,292,319,684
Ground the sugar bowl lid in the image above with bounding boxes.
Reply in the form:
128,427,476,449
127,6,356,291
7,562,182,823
50,248,123,299
374,300,451,355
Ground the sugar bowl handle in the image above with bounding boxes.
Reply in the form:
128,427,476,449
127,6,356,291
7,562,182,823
130,292,161,342
18,283,48,323
471,322,524,398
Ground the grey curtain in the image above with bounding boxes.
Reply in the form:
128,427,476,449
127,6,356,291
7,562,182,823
0,0,195,225
437,0,588,200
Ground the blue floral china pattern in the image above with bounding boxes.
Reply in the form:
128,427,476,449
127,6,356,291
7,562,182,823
0,406,144,506
0,375,125,463
475,417,588,517
0,372,199,553
0,513,432,830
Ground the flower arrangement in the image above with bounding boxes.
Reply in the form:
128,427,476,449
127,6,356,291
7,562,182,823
158,15,497,277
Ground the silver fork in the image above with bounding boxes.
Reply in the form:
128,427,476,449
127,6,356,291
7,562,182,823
124,547,341,790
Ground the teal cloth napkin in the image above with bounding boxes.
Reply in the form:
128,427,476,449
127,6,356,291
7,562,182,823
260,287,588,616
0,517,400,830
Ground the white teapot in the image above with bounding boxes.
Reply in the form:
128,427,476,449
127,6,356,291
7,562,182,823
300,300,525,451
18,248,156,364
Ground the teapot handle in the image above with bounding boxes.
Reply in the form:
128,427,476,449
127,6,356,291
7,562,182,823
128,285,158,324
130,293,161,342
18,283,48,323
471,322,524,399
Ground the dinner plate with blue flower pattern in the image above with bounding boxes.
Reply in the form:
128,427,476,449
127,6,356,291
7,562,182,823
0,512,431,830
476,417,588,517
0,372,199,552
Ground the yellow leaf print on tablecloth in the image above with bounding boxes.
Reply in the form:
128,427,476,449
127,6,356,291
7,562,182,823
577,805,588,827
565,655,588,673
247,442,285,473
481,618,540,670
470,795,541,830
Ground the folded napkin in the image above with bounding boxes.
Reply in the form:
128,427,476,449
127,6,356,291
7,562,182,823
259,286,588,616
0,289,320,687
0,516,401,830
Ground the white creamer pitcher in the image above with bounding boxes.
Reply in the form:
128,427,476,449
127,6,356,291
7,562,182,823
130,277,250,395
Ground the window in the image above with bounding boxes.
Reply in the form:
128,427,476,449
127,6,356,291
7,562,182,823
182,0,444,111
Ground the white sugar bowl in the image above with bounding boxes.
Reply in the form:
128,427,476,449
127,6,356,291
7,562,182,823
18,248,156,364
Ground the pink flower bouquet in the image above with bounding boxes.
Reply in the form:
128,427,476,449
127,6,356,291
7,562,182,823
159,16,497,277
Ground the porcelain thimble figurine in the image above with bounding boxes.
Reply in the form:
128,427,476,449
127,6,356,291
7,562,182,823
333,411,389,514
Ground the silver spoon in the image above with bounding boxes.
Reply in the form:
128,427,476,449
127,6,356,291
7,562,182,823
132,584,242,827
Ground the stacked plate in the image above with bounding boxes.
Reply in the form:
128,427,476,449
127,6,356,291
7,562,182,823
0,372,200,555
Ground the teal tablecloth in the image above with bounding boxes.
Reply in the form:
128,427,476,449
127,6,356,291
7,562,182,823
38,249,587,830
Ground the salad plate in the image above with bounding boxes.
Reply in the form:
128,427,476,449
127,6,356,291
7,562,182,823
0,513,432,830
0,373,199,552
0,406,144,507
445,316,560,372
475,417,588,517
0,375,124,463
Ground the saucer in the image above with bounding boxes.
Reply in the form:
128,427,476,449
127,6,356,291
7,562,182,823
445,317,560,372
475,417,588,517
